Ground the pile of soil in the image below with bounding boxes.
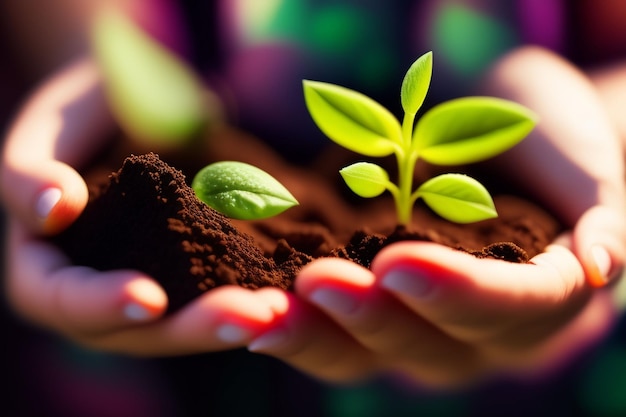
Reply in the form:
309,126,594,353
54,130,561,313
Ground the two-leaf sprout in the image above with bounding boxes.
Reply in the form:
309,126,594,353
303,51,537,226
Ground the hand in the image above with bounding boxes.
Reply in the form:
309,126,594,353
0,57,280,355
478,46,626,289
246,46,626,387
247,241,618,386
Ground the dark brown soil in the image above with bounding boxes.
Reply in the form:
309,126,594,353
54,129,561,313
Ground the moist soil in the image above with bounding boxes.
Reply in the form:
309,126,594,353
54,127,561,313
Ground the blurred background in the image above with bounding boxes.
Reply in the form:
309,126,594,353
2,0,626,415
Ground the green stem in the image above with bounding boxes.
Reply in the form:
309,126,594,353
395,152,414,225
401,112,415,149
396,112,418,225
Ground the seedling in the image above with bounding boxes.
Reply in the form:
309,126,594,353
192,161,299,220
303,51,537,225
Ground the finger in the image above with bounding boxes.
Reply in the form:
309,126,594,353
570,205,626,287
371,241,591,352
293,258,480,384
248,288,378,383
6,222,167,335
0,57,112,235
7,222,285,356
0,160,89,235
84,286,281,356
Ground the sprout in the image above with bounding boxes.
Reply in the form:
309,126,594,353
304,51,537,225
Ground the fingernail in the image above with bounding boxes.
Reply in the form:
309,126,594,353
126,279,167,315
124,303,152,321
589,245,615,286
591,245,611,277
381,269,432,299
310,288,358,315
248,329,288,353
216,323,253,344
35,188,62,219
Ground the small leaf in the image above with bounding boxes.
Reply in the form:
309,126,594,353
414,97,537,165
340,162,390,198
416,173,497,223
401,51,433,115
92,9,207,148
192,161,298,220
303,80,401,157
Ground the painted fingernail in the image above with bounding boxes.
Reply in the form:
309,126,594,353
124,303,152,321
589,244,614,286
381,269,432,299
310,288,358,315
216,324,253,344
35,188,62,219
248,329,288,353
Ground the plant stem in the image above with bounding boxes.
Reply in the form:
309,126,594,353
396,152,414,225
396,112,417,225
401,112,415,149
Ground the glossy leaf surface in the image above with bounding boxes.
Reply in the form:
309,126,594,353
303,80,400,157
416,173,497,223
414,97,537,165
340,162,390,198
400,51,433,115
192,161,298,220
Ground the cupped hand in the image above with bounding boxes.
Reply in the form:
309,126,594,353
0,57,280,356
477,46,626,288
6,220,281,355
247,240,617,386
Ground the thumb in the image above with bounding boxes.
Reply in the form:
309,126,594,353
572,205,626,287
0,58,109,236
0,159,88,236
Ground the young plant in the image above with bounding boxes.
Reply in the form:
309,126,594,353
303,51,537,225
192,161,299,220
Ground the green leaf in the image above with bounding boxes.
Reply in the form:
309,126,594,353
340,162,390,198
303,80,401,157
414,97,537,165
416,173,497,223
192,161,299,220
401,51,433,115
92,9,206,148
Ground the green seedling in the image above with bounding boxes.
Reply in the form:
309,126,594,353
192,161,299,220
303,51,537,225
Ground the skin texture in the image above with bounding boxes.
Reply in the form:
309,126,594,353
1,2,625,387
590,62,626,155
